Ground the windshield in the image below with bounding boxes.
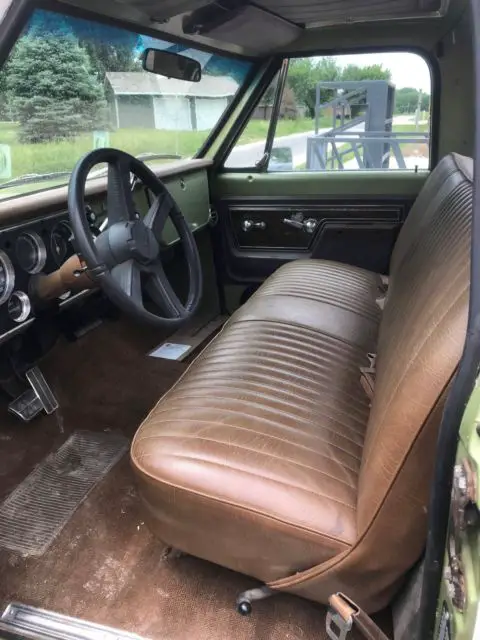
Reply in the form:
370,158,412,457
0,9,252,200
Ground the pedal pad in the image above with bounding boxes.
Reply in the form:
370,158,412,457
8,367,59,422
25,367,59,415
8,389,44,422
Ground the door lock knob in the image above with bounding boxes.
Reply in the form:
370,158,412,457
242,219,266,232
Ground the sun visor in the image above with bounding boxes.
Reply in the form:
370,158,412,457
182,3,303,54
256,0,450,28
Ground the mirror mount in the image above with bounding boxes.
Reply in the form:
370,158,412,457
142,48,202,83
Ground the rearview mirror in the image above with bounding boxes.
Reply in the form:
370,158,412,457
142,48,202,83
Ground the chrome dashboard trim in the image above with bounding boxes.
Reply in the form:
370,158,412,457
15,230,48,274
0,250,15,305
8,290,31,323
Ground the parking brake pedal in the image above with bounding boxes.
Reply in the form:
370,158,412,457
8,367,59,422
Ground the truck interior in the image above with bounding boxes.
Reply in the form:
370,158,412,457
0,0,478,639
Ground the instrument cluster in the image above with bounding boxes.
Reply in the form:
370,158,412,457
0,212,76,339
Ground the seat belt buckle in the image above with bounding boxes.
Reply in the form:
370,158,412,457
326,593,357,640
326,592,391,640
326,608,353,640
360,352,377,401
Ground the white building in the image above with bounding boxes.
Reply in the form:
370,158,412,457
106,72,238,131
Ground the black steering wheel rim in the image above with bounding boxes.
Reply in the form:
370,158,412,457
68,148,203,328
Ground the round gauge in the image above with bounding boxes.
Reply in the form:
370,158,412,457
8,291,31,323
15,231,47,274
50,221,74,266
0,250,15,306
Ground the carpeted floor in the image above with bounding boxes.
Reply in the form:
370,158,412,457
0,456,336,640
0,317,386,639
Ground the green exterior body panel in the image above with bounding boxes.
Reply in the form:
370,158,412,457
435,382,480,639
212,170,429,199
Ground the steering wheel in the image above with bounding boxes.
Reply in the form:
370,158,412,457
68,149,203,328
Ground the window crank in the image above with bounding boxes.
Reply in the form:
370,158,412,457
242,219,267,232
283,212,318,234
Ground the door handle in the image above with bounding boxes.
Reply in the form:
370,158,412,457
242,219,267,232
283,212,318,234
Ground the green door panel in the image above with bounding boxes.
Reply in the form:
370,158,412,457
435,381,480,639
211,170,428,286
212,170,429,199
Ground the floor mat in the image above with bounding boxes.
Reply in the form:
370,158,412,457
0,431,128,556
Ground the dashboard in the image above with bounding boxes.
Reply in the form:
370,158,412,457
0,211,80,341
0,161,211,345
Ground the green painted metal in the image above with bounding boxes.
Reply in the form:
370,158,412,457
212,170,429,199
435,381,480,639
136,169,210,246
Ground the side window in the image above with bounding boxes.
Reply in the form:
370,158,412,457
224,73,280,169
227,52,432,172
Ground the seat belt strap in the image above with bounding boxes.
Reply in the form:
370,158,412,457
360,352,376,401
326,593,390,640
376,275,389,310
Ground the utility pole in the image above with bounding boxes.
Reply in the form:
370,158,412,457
415,89,422,130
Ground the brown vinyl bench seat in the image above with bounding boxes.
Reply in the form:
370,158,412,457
131,152,472,612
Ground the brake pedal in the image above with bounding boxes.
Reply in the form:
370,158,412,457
8,366,59,422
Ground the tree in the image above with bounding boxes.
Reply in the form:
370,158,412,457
7,25,107,143
340,63,391,82
81,41,141,80
395,87,430,114
0,65,9,121
288,57,341,118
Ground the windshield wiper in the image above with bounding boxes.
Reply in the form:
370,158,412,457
0,153,183,192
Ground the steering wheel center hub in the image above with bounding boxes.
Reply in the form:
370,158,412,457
129,221,159,263
97,219,160,267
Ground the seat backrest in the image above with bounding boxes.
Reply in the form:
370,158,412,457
356,153,473,588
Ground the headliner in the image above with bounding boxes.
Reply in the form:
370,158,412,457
59,0,464,57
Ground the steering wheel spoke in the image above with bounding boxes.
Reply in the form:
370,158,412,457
143,192,174,240
146,262,186,319
111,260,143,306
107,158,136,225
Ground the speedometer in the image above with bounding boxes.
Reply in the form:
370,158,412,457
0,250,15,305
15,231,47,274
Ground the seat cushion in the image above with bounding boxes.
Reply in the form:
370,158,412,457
231,259,383,351
131,318,371,582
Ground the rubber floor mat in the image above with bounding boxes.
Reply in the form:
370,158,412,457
0,431,128,556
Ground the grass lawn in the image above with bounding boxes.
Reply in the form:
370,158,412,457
0,123,208,182
0,117,330,196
